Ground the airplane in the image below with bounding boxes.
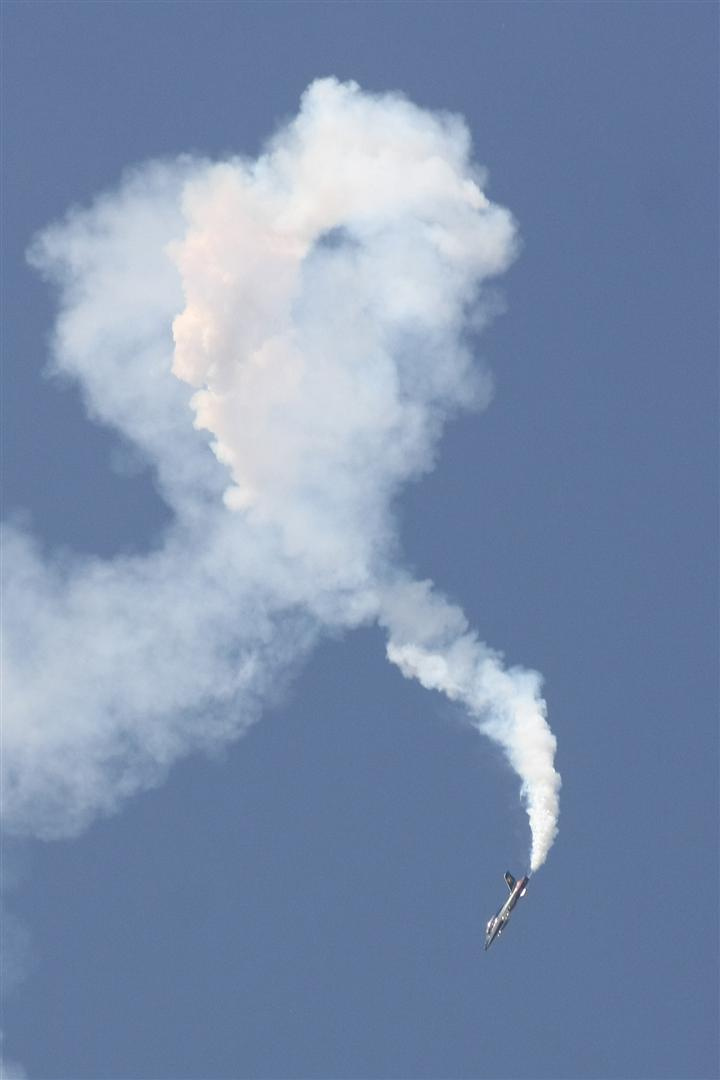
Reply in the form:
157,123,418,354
484,871,529,950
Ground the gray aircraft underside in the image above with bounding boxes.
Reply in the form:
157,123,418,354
484,871,529,950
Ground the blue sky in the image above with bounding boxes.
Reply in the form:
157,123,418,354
2,4,717,1079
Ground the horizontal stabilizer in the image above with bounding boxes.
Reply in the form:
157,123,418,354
504,871,516,891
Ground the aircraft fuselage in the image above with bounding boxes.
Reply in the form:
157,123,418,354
484,873,529,950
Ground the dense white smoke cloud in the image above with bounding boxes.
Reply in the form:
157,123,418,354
2,78,559,868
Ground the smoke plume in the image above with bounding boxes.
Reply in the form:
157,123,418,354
2,78,559,869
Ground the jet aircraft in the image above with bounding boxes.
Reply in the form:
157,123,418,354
484,871,529,950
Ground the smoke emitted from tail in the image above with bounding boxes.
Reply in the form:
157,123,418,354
379,581,560,871
2,78,559,867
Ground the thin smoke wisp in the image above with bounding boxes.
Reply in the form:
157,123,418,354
2,78,560,868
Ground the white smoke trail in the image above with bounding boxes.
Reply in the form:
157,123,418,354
2,78,559,867
379,580,559,871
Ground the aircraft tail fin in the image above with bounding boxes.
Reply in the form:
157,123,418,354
504,871,516,891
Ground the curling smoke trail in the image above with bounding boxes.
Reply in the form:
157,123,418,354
379,581,559,872
2,78,559,868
